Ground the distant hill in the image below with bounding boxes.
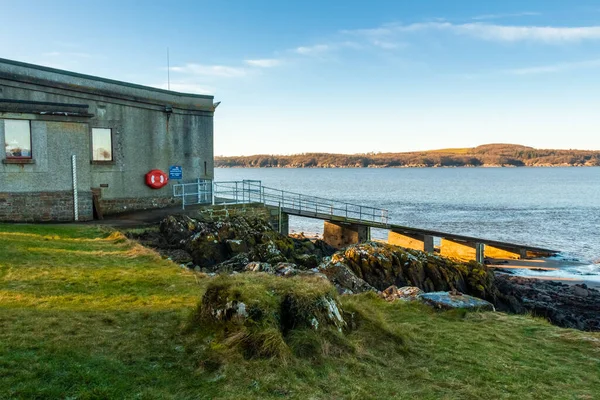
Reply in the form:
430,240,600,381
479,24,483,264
215,144,600,168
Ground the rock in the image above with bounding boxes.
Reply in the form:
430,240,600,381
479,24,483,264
274,262,298,277
195,273,347,345
214,253,250,273
157,214,335,272
318,259,377,295
244,261,273,273
494,274,600,331
225,239,248,254
168,249,193,264
326,241,498,302
418,292,495,311
381,286,424,302
572,285,589,297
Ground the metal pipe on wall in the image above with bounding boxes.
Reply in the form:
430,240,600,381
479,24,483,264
71,154,78,221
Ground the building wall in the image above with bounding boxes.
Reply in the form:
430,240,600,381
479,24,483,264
0,58,215,221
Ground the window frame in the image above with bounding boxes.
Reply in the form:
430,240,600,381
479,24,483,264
4,119,32,160
90,127,114,164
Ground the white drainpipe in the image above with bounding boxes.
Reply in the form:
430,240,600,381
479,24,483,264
72,154,78,221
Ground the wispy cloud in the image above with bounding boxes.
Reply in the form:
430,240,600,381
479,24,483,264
345,22,600,43
294,44,330,55
372,40,402,49
169,63,247,77
244,58,282,67
152,81,215,94
505,59,600,75
42,51,95,58
471,12,540,21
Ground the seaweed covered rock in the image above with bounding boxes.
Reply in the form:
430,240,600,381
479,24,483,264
159,214,336,271
321,242,498,302
192,274,347,359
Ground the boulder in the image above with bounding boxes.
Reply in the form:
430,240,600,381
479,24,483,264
193,274,347,359
274,262,298,277
244,261,273,273
168,249,193,264
197,273,347,332
381,286,424,302
318,259,377,295
418,292,495,311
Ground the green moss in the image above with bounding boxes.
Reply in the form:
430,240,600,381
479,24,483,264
191,273,344,360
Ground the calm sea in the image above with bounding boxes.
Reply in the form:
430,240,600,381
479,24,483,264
215,167,600,279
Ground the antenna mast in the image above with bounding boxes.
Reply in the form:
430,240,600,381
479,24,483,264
167,47,170,90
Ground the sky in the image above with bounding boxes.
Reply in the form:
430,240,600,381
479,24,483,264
2,0,600,155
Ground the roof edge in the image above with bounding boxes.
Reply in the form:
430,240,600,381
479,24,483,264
0,57,214,100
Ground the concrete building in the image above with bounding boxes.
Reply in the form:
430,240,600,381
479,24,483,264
0,58,216,222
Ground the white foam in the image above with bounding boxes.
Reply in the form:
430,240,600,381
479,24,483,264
511,264,600,283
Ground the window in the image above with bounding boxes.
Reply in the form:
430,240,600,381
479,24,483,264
4,119,31,159
91,128,112,161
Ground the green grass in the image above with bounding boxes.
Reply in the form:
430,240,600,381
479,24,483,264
1,223,599,399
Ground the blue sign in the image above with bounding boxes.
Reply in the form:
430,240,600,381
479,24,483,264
169,165,183,180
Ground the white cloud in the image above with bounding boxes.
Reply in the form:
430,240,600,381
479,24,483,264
505,59,600,75
345,21,600,43
42,51,94,58
169,63,247,77
471,12,540,21
244,58,282,67
152,81,215,94
294,44,330,55
450,23,600,42
372,40,401,49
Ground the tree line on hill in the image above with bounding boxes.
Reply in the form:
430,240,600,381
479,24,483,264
215,144,600,168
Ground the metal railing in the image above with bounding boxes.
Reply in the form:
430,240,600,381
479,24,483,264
173,179,212,209
213,180,389,225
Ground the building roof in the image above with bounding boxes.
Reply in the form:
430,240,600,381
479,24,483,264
0,58,215,112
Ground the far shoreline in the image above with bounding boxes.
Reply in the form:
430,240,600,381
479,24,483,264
216,165,600,169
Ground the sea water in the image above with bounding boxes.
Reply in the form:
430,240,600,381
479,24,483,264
215,167,600,280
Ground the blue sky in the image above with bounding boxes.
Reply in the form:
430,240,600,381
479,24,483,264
2,0,600,155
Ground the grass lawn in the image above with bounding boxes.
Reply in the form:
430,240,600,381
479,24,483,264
1,223,599,399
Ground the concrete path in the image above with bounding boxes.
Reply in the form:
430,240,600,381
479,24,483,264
82,205,203,228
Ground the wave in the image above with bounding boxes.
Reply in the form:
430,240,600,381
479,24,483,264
511,264,600,282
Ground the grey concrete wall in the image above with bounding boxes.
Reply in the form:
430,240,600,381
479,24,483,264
0,118,91,192
0,58,215,220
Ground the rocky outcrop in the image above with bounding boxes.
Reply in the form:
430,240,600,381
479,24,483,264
494,275,600,331
192,273,347,358
129,215,600,331
320,242,499,303
158,214,336,271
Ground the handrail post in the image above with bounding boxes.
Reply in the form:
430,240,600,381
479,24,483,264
211,180,215,205
278,202,282,233
197,179,201,205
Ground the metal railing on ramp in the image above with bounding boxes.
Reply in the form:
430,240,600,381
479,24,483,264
213,180,389,226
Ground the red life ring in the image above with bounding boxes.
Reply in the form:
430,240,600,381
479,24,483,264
145,169,168,189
